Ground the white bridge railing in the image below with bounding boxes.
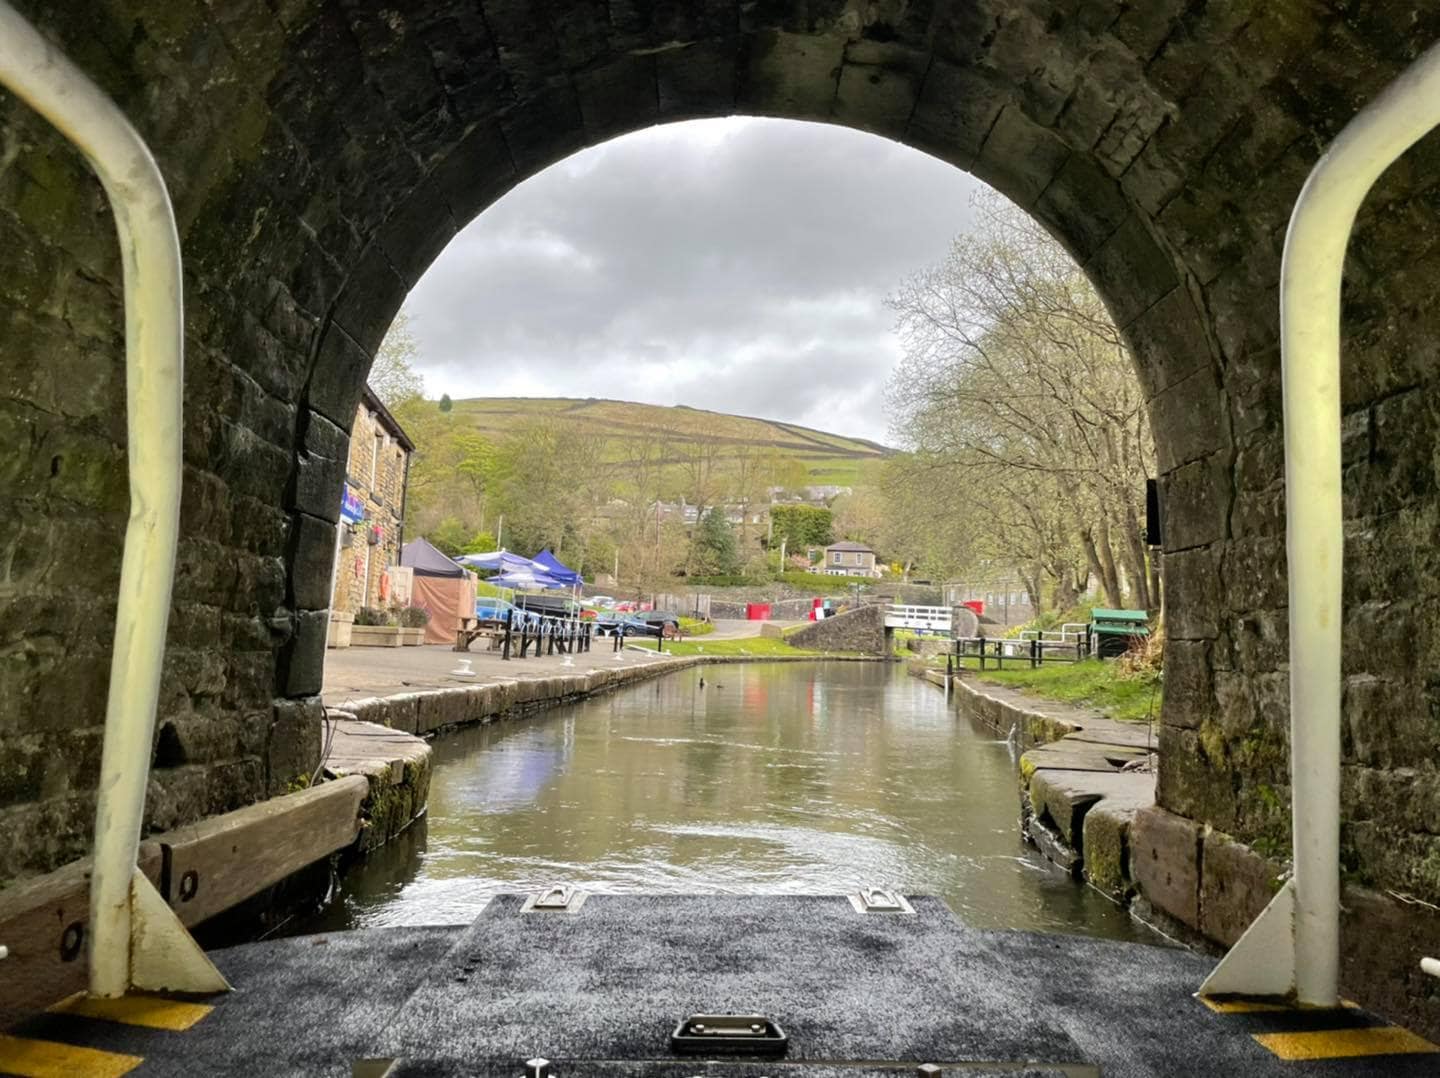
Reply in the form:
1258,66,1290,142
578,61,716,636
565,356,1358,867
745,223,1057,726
884,605,952,631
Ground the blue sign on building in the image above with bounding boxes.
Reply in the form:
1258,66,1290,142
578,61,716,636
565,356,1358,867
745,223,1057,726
340,485,365,524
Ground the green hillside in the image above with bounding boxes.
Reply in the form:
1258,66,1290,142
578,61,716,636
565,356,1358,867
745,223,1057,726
445,397,893,487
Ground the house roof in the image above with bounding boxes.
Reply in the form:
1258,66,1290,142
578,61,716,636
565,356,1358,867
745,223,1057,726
826,541,874,553
361,384,416,452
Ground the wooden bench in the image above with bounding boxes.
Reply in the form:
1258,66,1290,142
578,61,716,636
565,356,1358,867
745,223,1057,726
454,617,506,652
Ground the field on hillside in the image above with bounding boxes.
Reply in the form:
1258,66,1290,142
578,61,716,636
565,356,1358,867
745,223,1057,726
448,397,892,487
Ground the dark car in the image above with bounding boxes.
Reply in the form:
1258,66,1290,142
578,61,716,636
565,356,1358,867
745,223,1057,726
594,614,660,638
642,611,682,638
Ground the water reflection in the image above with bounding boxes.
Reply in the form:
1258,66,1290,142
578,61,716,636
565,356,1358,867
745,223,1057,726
299,663,1150,942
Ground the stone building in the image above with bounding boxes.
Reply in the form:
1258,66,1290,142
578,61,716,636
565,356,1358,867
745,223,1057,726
822,541,881,578
329,386,414,627
944,578,1036,629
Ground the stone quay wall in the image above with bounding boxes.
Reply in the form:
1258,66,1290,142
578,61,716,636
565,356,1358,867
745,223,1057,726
932,668,1440,1041
782,604,889,656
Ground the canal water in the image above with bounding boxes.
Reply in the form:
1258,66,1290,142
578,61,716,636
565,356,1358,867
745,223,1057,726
300,662,1148,941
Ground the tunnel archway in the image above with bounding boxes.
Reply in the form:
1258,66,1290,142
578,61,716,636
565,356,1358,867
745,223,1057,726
5,5,1440,1011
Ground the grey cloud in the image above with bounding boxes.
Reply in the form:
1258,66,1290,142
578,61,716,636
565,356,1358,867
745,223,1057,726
404,117,983,442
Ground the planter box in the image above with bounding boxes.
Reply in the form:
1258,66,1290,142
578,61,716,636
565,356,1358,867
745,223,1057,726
351,624,403,648
400,627,425,646
327,612,354,649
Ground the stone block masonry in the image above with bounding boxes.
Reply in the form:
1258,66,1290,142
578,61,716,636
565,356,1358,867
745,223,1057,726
783,603,889,655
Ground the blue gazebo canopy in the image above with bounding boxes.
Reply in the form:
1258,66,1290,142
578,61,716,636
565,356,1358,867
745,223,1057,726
490,566,567,591
532,548,581,586
455,549,540,573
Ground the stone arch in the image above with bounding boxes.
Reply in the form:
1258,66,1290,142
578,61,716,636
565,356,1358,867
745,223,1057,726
4,1,1440,951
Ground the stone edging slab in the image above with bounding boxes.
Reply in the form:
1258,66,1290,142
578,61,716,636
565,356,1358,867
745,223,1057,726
917,667,1156,903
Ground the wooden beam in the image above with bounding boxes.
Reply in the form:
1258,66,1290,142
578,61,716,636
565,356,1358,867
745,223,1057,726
0,844,163,1027
156,774,368,928
0,776,367,1024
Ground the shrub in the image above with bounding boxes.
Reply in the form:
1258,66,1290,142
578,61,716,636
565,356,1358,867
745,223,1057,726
778,570,854,591
1115,622,1164,679
678,616,713,636
685,573,770,587
398,605,431,628
355,606,391,626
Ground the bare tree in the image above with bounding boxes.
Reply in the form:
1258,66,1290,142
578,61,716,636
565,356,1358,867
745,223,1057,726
885,189,1156,612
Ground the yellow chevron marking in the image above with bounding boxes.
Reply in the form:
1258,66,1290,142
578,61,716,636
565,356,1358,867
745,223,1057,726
48,991,213,1030
1253,1026,1439,1060
0,1034,142,1077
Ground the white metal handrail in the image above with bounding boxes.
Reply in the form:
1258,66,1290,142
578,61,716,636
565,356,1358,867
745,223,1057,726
0,2,225,998
1200,39,1440,1006
1017,623,1088,645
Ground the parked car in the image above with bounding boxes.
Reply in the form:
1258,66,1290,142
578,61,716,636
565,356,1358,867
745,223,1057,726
594,614,659,637
642,611,682,638
474,598,518,622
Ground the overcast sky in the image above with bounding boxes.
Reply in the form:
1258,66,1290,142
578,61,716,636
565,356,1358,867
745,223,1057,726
403,117,984,445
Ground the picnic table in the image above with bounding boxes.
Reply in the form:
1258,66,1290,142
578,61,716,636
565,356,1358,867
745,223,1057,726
454,616,507,652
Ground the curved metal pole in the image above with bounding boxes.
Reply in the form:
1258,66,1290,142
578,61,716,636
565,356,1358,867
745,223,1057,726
1281,40,1440,1007
0,3,184,996
1202,39,1440,1006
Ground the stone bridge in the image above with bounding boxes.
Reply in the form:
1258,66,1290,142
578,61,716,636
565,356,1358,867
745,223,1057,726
3,0,1440,1029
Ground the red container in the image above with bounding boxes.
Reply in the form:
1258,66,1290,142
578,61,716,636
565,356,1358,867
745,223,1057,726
963,600,984,616
746,603,771,621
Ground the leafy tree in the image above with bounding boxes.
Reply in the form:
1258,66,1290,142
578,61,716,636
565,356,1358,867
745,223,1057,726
369,310,425,406
462,531,497,555
692,508,740,576
390,395,455,520
451,428,497,520
769,504,834,551
438,393,453,413
488,416,611,558
428,517,471,557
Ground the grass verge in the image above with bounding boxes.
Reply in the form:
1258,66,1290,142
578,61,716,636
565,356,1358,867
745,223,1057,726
953,656,1162,723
